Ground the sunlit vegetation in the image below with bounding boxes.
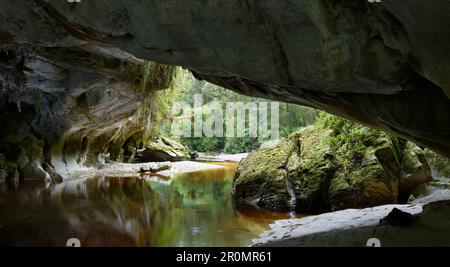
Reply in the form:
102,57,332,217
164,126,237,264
150,69,320,153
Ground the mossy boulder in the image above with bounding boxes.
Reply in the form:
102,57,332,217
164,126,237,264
422,149,450,190
398,143,432,197
232,113,432,213
232,133,300,211
288,128,337,212
326,125,404,210
423,149,450,179
137,137,190,162
233,127,337,213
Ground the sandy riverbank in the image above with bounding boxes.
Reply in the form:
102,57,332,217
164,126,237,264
69,161,228,179
196,153,249,162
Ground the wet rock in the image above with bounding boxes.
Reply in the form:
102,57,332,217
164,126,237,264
22,162,51,182
423,149,450,179
232,134,300,211
0,43,176,180
252,199,450,247
42,161,63,183
407,194,416,204
3,134,53,181
411,189,450,204
289,128,336,212
189,151,199,160
399,143,432,198
380,208,417,227
328,130,400,211
233,114,432,213
97,153,111,168
137,137,189,162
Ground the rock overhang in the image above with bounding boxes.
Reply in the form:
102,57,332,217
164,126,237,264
1,0,450,157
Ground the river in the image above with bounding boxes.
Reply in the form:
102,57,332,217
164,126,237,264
0,162,298,246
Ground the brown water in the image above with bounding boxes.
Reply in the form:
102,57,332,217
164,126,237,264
0,162,298,247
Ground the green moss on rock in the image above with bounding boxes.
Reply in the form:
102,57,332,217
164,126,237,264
289,127,336,212
232,113,432,213
323,115,400,210
232,133,300,211
329,150,399,211
423,149,450,179
398,143,432,199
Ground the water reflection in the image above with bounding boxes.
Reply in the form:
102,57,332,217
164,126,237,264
0,162,297,247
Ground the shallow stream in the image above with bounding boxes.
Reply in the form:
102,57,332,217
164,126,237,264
0,162,298,246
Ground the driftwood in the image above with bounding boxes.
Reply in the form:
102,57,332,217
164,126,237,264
138,164,171,173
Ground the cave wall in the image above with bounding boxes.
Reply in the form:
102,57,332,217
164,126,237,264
0,44,153,181
1,0,450,169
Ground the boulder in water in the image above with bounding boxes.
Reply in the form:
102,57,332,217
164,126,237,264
233,114,432,213
137,137,189,162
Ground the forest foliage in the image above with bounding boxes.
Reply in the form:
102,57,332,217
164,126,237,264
151,69,320,153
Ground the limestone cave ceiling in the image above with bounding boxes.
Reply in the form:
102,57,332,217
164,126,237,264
1,0,450,157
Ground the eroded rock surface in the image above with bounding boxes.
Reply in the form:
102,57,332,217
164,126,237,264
1,0,449,156
0,44,174,180
252,195,450,247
